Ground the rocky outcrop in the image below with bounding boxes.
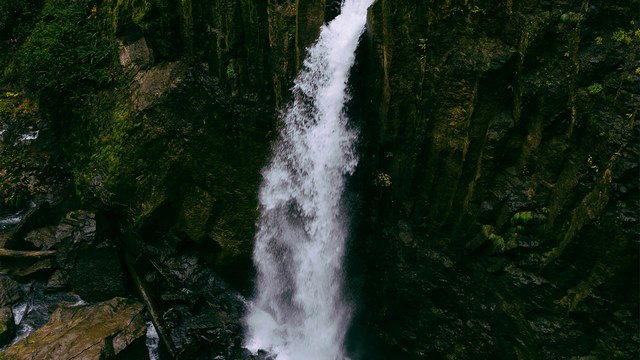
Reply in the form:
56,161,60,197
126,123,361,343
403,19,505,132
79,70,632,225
2,298,147,360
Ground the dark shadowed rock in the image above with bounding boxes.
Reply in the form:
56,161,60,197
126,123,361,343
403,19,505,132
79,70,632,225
3,204,54,249
54,211,125,301
55,210,96,244
0,306,15,346
10,258,54,279
67,244,125,301
45,270,68,292
126,235,247,359
0,275,21,306
23,226,57,250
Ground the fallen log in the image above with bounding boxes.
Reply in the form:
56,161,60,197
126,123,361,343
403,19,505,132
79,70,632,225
124,252,177,359
0,248,56,259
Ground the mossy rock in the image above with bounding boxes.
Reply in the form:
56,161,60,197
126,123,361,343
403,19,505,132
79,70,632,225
176,186,213,243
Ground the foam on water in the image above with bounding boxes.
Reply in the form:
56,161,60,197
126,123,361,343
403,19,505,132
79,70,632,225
244,1,374,359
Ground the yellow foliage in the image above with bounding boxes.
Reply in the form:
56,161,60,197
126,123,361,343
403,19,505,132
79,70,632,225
374,172,392,187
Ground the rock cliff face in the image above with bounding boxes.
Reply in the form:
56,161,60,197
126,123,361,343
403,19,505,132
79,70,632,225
0,0,637,359
352,0,638,358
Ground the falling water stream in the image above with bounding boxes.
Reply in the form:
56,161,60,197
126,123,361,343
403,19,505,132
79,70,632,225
244,0,374,359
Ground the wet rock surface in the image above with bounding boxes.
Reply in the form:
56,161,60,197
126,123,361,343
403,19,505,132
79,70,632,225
0,200,253,359
7,283,87,349
2,297,147,360
127,235,249,360
0,307,15,347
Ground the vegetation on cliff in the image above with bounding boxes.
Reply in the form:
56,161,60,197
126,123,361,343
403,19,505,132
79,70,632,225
353,0,638,358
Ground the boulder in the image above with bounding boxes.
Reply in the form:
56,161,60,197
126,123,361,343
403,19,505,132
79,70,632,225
54,211,125,301
118,37,154,70
0,275,21,306
67,244,125,301
10,258,54,279
132,62,185,112
2,298,148,360
23,226,58,250
127,242,246,359
45,270,68,292
0,306,15,346
55,211,97,244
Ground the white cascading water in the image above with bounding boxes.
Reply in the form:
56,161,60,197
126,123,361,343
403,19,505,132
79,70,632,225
244,0,374,359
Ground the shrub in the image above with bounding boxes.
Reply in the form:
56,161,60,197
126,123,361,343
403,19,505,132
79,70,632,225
587,83,603,95
0,0,42,40
374,172,392,187
12,0,113,104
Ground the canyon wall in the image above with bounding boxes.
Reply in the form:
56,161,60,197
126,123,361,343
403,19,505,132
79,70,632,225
0,0,637,358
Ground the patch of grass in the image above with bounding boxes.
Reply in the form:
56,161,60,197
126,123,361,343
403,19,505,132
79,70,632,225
12,0,114,106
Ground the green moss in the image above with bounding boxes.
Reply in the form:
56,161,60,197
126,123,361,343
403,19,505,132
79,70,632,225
70,87,132,204
0,98,17,112
560,12,582,23
180,0,193,53
374,172,392,187
111,0,153,31
482,225,506,253
510,211,534,226
0,94,51,208
445,344,466,359
176,187,212,242
612,28,633,44
587,83,603,95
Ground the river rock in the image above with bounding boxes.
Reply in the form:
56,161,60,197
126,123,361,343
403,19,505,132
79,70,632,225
2,297,148,360
0,306,15,346
45,270,68,292
23,226,58,250
55,210,96,244
10,258,54,279
0,275,21,306
4,204,49,248
130,239,245,359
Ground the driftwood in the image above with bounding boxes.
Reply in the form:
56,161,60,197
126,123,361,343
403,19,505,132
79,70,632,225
0,248,56,259
124,253,177,359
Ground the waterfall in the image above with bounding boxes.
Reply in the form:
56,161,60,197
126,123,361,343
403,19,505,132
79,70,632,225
244,0,374,359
